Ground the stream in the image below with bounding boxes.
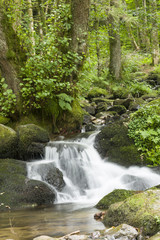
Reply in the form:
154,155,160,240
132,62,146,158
1,131,160,240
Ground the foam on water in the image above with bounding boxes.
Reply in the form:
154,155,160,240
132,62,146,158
27,132,160,205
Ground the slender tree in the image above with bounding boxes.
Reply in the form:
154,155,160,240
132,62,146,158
71,0,90,81
108,0,121,81
27,0,35,54
151,0,159,65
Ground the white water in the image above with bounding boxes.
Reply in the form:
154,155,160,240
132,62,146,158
27,132,160,205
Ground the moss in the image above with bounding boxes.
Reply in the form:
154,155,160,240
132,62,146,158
96,189,135,210
148,232,160,240
59,99,84,134
108,105,127,115
2,14,26,66
87,87,109,100
103,189,160,236
0,124,18,158
129,98,145,111
17,124,49,160
112,86,130,99
142,92,158,100
0,115,10,125
95,121,141,166
0,159,55,210
0,159,27,208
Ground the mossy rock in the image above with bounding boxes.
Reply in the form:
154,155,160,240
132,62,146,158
107,105,127,115
92,98,114,105
94,121,141,166
0,115,10,125
142,92,159,100
103,189,160,236
148,232,160,240
60,100,84,133
17,124,50,161
112,87,131,99
0,124,18,158
96,102,109,114
0,159,55,211
129,98,145,111
113,98,134,109
87,87,109,100
96,189,135,210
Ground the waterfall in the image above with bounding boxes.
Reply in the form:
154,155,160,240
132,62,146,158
27,132,160,205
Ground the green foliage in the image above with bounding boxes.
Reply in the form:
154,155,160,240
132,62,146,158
129,81,152,97
87,87,109,99
128,100,160,165
17,2,81,112
0,78,17,117
57,93,74,111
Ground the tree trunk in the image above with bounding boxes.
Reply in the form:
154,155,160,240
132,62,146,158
71,0,90,81
0,10,20,99
151,0,159,66
27,0,35,54
143,0,150,52
93,0,100,78
108,0,121,81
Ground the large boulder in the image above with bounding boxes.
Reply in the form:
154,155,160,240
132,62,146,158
0,159,55,211
36,163,65,191
94,121,141,166
96,189,135,210
22,179,55,206
0,124,18,158
17,124,50,161
103,189,160,236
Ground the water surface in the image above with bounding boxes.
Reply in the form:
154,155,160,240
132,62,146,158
0,203,105,240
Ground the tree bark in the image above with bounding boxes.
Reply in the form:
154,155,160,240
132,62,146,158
0,10,20,98
108,0,121,81
27,0,35,54
151,0,159,65
71,0,90,81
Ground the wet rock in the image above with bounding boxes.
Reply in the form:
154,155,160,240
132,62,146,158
94,121,141,166
37,163,65,191
90,231,101,239
94,211,105,220
85,123,97,132
17,124,50,161
0,159,55,211
0,124,18,159
22,179,55,206
96,189,135,210
104,224,138,240
83,114,92,125
103,189,160,236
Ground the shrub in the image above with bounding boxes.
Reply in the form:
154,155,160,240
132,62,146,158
128,99,160,166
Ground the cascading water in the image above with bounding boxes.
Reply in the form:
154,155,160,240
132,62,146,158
27,132,160,205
